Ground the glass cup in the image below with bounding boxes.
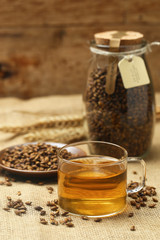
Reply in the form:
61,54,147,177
58,141,146,218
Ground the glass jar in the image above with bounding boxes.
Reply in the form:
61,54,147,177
84,32,159,157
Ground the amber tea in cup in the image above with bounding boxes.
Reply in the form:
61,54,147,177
58,141,146,217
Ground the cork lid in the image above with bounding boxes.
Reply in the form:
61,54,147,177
94,31,144,48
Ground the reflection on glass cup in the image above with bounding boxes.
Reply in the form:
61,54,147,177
58,141,146,217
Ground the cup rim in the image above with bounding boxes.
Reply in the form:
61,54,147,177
57,140,128,166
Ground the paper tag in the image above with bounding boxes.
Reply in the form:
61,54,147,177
109,38,121,48
105,59,118,94
118,56,150,89
105,37,120,95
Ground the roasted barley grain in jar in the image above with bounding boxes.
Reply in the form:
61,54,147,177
84,31,157,156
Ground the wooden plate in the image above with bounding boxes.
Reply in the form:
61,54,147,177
0,142,85,178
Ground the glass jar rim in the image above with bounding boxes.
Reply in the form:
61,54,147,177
57,140,128,166
90,41,149,57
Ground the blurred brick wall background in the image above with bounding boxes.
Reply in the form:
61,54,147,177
0,0,160,98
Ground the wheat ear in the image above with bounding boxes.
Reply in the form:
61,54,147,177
0,114,84,134
24,127,86,143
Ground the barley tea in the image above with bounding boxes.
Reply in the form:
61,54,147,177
58,156,127,217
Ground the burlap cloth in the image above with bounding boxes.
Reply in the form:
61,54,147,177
0,94,160,240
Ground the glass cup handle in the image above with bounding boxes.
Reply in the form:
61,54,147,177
127,157,146,194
